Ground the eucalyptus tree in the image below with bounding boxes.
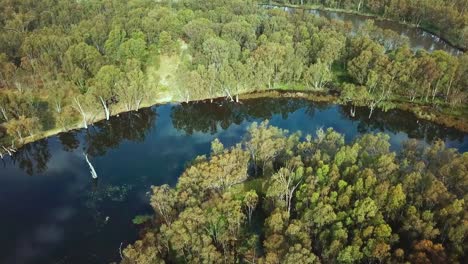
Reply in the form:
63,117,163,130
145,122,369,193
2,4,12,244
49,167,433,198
304,60,332,90
116,60,151,111
64,42,102,90
89,65,122,120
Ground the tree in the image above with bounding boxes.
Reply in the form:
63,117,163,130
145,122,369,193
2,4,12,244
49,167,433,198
64,42,102,89
304,60,332,90
159,31,179,55
116,59,151,111
340,83,369,117
104,26,126,62
284,244,320,264
150,184,176,226
267,166,304,215
244,121,290,175
4,115,41,141
243,190,258,224
72,93,96,129
90,65,122,120
118,34,148,63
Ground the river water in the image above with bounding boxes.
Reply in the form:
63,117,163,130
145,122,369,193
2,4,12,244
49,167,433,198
0,98,467,263
267,5,462,55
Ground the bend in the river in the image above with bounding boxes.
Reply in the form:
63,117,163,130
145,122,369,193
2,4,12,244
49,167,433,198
262,3,464,55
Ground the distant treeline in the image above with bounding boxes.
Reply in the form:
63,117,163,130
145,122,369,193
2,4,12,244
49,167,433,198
272,0,468,50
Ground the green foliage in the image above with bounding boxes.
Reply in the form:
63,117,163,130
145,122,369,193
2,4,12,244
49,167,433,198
132,215,152,225
124,122,468,263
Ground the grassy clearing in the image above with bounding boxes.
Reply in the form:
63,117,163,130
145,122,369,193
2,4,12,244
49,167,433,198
229,178,265,198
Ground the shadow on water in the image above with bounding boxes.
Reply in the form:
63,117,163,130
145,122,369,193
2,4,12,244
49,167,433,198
0,98,467,263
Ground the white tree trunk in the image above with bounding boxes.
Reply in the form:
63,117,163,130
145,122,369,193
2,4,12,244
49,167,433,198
73,97,88,129
99,96,110,120
2,146,12,156
54,100,61,113
0,107,8,121
84,153,98,179
225,89,234,102
135,98,142,111
369,104,375,119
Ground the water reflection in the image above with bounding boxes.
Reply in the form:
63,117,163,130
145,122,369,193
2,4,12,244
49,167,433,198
7,139,51,175
4,98,468,177
0,98,467,263
84,109,156,156
171,98,322,135
339,105,466,143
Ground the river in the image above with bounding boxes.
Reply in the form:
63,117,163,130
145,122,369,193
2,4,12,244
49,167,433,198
266,5,463,55
0,98,467,263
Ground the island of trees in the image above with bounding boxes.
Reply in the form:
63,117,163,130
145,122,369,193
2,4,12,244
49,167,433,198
122,121,467,263
0,0,467,154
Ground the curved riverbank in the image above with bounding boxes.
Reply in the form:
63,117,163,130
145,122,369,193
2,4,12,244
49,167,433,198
4,89,467,157
262,2,466,53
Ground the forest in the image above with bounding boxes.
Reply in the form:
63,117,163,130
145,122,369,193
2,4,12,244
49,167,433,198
0,0,466,263
0,0,467,153
273,0,468,51
122,121,468,263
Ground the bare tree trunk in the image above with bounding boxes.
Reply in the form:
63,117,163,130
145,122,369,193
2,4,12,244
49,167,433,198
16,130,23,141
369,104,375,119
445,76,454,102
2,146,12,156
225,89,234,102
84,153,98,179
350,105,356,117
135,98,142,111
0,107,8,121
54,100,61,113
99,96,110,120
73,97,88,129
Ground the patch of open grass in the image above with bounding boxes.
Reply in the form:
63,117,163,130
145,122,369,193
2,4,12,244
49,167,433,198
229,178,266,198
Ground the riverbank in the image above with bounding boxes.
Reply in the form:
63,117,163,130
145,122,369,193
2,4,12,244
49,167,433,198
3,88,467,156
240,90,468,133
262,2,466,53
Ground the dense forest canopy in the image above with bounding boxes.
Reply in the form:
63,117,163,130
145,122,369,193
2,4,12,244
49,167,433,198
122,122,468,263
0,0,467,151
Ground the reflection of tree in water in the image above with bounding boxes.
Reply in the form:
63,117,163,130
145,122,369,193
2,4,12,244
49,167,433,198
339,105,466,143
171,98,326,135
84,108,156,156
58,132,80,152
171,101,245,135
9,108,156,175
9,139,50,175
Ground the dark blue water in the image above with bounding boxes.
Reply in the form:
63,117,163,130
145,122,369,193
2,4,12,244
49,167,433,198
0,98,467,263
